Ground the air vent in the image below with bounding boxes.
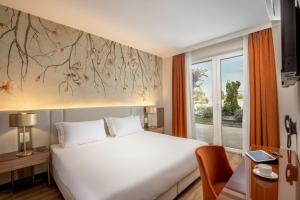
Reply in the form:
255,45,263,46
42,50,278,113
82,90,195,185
265,0,281,21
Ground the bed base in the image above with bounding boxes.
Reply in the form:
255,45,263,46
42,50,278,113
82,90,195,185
157,169,200,200
51,165,75,200
51,165,200,200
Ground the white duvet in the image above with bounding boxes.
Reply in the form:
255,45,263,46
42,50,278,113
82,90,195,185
51,131,207,200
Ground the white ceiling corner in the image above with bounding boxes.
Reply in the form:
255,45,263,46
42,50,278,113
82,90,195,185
0,0,270,58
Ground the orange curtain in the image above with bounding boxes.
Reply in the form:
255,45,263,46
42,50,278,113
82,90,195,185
172,53,187,138
248,28,279,148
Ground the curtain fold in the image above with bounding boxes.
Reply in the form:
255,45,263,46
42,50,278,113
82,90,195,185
172,53,187,138
248,28,280,148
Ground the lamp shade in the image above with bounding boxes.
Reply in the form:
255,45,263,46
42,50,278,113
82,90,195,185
9,112,37,127
145,106,157,114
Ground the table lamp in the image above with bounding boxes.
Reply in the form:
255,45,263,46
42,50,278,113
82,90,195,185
144,106,157,128
9,112,37,157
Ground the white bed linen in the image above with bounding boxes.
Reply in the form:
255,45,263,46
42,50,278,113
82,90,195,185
51,131,207,200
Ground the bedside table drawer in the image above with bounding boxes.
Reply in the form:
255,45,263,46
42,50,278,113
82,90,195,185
11,153,49,171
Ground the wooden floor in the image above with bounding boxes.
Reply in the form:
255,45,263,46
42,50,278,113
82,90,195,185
0,152,242,200
0,181,63,200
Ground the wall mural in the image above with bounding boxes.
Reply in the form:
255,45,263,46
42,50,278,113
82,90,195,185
0,5,162,110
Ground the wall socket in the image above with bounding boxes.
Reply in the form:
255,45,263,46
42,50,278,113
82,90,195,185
19,132,30,143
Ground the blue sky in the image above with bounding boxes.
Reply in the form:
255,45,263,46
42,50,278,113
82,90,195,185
192,55,244,105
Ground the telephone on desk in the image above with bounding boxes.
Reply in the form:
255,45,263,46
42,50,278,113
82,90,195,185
284,115,298,185
284,115,297,148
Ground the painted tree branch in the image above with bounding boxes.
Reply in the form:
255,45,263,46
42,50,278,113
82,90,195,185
86,33,106,95
0,7,161,100
39,31,84,82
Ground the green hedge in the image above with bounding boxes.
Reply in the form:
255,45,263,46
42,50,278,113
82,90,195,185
194,114,242,128
194,106,243,127
194,114,213,124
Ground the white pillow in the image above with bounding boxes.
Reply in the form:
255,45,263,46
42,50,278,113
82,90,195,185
105,116,143,137
55,122,65,146
104,117,115,137
55,120,107,147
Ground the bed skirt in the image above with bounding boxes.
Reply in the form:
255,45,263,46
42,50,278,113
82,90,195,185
51,165,200,200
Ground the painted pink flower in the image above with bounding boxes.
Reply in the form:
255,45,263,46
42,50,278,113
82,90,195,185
35,75,41,82
0,80,16,95
90,53,96,59
71,61,82,70
84,74,89,81
0,22,8,29
122,84,128,90
51,27,61,37
55,45,64,53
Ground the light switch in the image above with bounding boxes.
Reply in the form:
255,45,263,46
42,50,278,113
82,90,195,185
20,132,30,142
25,132,30,142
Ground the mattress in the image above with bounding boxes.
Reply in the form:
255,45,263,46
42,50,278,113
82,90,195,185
51,131,207,200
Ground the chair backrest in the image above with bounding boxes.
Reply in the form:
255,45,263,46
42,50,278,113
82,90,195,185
195,145,233,200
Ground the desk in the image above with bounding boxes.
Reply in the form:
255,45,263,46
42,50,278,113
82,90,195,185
217,146,300,200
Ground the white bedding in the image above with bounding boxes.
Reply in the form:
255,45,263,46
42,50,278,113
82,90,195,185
51,131,207,200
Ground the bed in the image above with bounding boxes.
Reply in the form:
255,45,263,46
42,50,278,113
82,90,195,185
51,130,207,200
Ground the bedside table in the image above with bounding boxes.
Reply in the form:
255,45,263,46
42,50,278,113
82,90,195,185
144,126,164,134
0,147,50,190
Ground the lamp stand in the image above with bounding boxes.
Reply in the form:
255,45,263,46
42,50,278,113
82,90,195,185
147,113,156,128
16,126,33,157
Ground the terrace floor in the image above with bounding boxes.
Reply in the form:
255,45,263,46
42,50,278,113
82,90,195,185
195,123,243,149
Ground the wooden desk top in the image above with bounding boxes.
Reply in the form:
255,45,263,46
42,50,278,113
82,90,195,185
217,146,300,200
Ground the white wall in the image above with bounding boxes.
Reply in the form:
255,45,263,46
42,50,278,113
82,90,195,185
272,23,300,154
192,37,243,61
162,57,173,135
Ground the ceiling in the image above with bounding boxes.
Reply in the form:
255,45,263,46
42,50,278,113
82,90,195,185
0,0,270,57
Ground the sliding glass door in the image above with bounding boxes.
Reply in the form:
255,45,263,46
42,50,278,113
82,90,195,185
192,60,214,144
192,51,244,151
220,54,244,150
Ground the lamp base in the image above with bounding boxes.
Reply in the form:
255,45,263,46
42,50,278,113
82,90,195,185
16,150,33,157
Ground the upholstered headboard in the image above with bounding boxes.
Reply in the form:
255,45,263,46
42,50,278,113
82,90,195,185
49,106,144,144
0,106,144,154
